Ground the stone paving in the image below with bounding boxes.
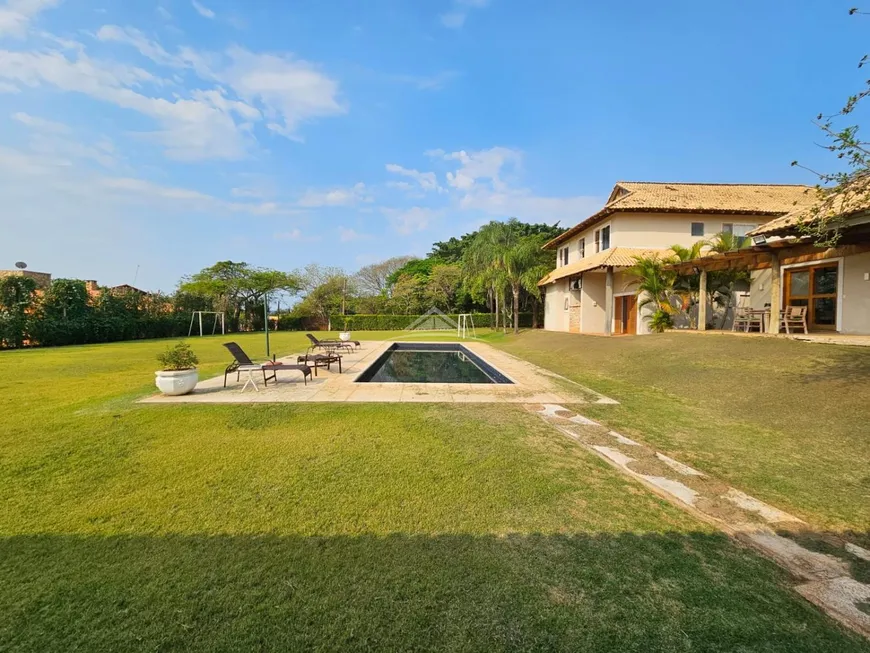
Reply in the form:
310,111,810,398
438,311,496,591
526,402,870,639
141,340,617,405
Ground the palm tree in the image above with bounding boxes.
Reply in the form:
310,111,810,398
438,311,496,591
626,253,678,332
703,232,753,328
463,219,554,333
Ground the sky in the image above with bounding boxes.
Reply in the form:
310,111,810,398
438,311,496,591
0,0,866,291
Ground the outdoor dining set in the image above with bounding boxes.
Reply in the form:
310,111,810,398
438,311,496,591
222,334,361,392
732,305,809,334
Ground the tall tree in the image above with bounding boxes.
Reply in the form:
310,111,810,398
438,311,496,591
791,7,870,245
355,256,417,296
464,219,554,333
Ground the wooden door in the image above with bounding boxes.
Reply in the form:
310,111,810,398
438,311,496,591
614,295,637,335
784,264,838,331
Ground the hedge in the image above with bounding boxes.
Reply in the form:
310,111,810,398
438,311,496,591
325,313,533,331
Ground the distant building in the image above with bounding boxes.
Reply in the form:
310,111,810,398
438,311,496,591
0,269,52,289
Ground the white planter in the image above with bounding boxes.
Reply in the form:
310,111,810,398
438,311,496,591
155,368,199,396
339,331,352,342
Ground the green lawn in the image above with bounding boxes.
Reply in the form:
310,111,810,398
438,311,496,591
1,332,867,651
490,330,870,536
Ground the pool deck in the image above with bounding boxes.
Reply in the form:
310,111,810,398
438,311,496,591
140,340,616,405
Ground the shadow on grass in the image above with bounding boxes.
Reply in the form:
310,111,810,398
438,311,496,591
1,532,868,652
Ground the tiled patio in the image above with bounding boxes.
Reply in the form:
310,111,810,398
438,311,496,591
141,340,617,405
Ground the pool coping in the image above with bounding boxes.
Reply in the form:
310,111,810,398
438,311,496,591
139,339,617,405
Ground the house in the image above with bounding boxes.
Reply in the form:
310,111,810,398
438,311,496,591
538,182,814,335
668,181,870,335
0,269,52,289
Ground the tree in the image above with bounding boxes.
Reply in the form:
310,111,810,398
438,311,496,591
294,264,353,326
669,242,706,328
42,279,90,319
0,276,37,348
424,264,462,311
356,256,416,296
463,219,554,333
626,254,678,332
180,261,299,331
790,7,870,245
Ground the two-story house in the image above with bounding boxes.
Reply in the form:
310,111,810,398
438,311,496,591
537,182,813,335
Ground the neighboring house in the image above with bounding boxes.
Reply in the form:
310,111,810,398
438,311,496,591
0,269,52,289
538,182,813,335
670,181,870,335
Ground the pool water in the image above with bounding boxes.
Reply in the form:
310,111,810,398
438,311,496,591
355,343,513,384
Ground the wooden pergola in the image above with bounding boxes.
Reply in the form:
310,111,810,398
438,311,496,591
666,238,870,334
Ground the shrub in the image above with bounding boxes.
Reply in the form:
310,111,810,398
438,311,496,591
157,341,199,370
325,313,533,331
649,309,674,333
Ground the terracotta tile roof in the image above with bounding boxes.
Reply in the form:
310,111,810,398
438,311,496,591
538,247,668,286
749,181,870,237
545,182,815,249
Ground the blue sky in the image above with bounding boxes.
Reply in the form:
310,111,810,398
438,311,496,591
0,0,865,291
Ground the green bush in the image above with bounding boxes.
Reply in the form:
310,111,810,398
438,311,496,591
648,309,674,333
157,341,199,370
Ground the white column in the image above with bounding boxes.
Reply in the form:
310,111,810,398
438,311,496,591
604,266,614,336
698,270,708,331
768,252,782,334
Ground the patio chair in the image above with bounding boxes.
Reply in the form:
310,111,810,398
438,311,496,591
732,308,763,333
223,342,311,387
297,352,342,376
306,333,357,353
780,305,809,334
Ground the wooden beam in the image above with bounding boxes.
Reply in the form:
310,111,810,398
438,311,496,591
604,266,614,336
698,269,707,331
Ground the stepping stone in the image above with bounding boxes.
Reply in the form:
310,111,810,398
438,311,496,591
639,475,699,506
609,431,640,446
655,452,704,476
591,445,634,467
723,489,804,524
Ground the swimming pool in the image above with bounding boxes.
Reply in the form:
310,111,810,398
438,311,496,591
355,343,513,384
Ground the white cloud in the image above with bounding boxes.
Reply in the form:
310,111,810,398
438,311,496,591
385,163,440,192
95,33,344,142
298,182,370,208
191,0,215,19
223,46,344,138
382,206,438,234
439,146,521,192
390,70,459,91
156,6,172,21
275,228,320,242
12,110,69,133
337,226,370,242
440,0,489,29
0,48,254,160
0,0,59,38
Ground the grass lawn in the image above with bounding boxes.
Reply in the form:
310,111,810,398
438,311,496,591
490,330,870,536
1,332,868,651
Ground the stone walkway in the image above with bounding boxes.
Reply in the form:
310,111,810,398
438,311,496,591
142,341,617,405
527,403,870,639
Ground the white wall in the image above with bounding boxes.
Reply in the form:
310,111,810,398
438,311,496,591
579,272,607,334
842,251,870,334
543,279,569,332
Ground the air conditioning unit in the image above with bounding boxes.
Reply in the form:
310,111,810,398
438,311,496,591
570,277,582,291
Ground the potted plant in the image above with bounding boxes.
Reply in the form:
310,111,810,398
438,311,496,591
155,341,200,396
339,317,352,342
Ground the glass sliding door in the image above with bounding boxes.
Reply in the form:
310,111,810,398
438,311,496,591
784,263,839,331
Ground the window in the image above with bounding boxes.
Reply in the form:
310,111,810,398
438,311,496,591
691,222,705,237
594,229,600,253
558,246,569,266
601,225,611,250
578,238,585,259
733,224,756,237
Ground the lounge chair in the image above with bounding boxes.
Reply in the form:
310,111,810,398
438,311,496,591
223,342,311,387
306,333,358,352
297,352,342,376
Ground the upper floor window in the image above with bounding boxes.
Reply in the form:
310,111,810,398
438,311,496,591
594,229,600,253
578,238,585,259
601,226,611,251
722,223,757,238
691,222,705,237
558,246,569,266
